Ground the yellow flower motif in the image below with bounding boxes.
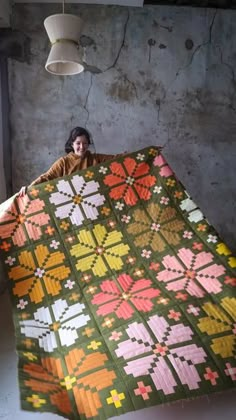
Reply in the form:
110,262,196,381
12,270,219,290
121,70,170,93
69,292,80,302
134,268,144,277
20,312,30,320
216,243,231,256
101,207,111,216
157,297,170,305
107,389,125,408
23,352,37,361
27,394,46,408
148,148,157,156
102,317,115,328
9,244,70,304
228,257,236,268
87,285,97,294
87,340,102,350
60,221,70,230
85,170,94,179
166,179,176,187
197,297,236,358
60,375,77,390
22,338,34,349
216,243,236,267
70,224,130,277
44,184,54,192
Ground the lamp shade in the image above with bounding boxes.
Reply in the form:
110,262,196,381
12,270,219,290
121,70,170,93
44,14,84,76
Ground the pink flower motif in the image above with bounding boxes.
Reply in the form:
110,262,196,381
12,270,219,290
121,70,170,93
91,274,160,320
153,155,174,177
187,304,200,316
5,256,16,266
224,276,236,286
224,363,236,381
149,262,160,271
109,331,123,342
17,299,28,310
134,381,152,400
141,249,152,259
192,242,203,251
157,248,225,297
204,367,219,385
0,196,50,247
121,215,131,224
176,292,188,301
115,315,207,395
168,309,181,321
64,279,75,290
183,231,193,239
160,197,169,205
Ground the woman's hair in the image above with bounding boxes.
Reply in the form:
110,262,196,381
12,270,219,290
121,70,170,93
65,126,91,153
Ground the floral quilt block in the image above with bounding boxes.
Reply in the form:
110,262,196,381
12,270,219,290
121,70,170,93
0,146,235,420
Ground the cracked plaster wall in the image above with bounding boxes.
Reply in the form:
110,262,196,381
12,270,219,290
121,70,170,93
8,4,236,251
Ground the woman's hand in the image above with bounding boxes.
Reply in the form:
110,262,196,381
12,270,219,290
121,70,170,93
18,186,27,197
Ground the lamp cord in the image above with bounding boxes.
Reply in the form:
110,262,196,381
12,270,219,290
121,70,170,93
62,0,65,14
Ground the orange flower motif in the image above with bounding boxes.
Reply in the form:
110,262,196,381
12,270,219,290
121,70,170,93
29,188,39,197
85,170,94,179
174,191,183,199
23,349,116,418
197,224,207,232
0,196,50,247
9,245,70,303
103,157,156,206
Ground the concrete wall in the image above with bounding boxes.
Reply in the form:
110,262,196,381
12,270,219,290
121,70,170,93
0,59,7,203
8,4,236,251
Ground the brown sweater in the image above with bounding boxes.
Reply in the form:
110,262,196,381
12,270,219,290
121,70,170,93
30,151,116,186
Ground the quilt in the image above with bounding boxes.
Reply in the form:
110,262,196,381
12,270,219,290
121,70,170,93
0,146,235,420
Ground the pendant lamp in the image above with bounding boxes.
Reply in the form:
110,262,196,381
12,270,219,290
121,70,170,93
44,1,84,76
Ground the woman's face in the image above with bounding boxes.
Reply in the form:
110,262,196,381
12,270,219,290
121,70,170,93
72,135,89,157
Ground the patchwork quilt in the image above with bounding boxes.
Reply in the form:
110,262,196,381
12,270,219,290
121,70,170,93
0,146,235,420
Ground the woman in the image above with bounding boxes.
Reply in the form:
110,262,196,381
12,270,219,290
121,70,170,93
19,127,122,196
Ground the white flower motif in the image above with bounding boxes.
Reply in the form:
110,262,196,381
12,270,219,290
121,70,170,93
136,153,145,161
183,231,193,239
20,298,90,352
49,175,105,227
141,249,152,259
153,186,162,194
121,215,131,223
160,196,169,205
64,279,75,289
99,166,108,174
17,299,28,310
50,240,60,249
180,194,204,223
115,201,125,211
34,268,45,278
151,223,161,232
187,305,200,316
5,256,16,266
207,234,218,243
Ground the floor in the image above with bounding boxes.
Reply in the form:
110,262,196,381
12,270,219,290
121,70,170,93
0,291,235,420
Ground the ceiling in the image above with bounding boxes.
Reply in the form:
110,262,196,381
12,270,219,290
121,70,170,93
14,0,144,6
12,0,236,8
144,0,236,7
